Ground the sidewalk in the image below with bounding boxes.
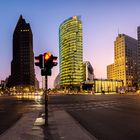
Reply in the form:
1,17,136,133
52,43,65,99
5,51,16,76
0,106,97,140
0,107,44,140
47,109,97,140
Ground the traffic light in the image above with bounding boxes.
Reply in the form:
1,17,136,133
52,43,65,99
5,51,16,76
44,52,58,69
35,52,58,76
35,54,43,68
44,52,52,67
42,52,58,76
52,56,58,67
41,68,52,76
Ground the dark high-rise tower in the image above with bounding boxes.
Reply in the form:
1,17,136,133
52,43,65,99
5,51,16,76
9,15,35,88
137,26,140,87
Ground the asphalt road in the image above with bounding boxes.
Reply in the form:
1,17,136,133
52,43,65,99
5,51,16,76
48,94,140,140
0,96,40,135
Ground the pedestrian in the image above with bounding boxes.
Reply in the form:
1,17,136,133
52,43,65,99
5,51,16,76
102,90,105,95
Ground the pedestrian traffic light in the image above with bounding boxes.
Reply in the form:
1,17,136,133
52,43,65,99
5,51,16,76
35,54,43,68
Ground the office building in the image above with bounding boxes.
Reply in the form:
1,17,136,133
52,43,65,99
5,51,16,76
83,61,94,81
94,79,123,93
59,16,83,90
107,34,137,86
8,15,35,89
81,79,123,93
137,26,140,87
107,63,115,80
54,73,60,89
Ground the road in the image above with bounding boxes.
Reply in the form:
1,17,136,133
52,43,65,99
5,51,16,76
0,95,41,135
48,94,140,140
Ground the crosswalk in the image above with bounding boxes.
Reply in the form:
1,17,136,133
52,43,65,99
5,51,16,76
48,99,136,111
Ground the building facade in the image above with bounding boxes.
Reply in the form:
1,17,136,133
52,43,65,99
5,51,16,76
59,16,83,90
137,26,140,87
8,15,35,89
94,79,123,93
82,79,123,93
107,34,137,86
83,61,94,81
107,63,115,79
54,73,60,89
0,80,6,90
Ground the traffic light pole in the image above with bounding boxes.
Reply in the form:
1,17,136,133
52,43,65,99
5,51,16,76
45,75,48,126
35,52,58,126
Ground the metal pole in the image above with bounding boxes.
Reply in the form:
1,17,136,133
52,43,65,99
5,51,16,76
45,75,48,126
42,76,44,89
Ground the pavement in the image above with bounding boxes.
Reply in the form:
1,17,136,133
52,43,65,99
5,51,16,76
0,104,97,140
47,109,97,140
0,105,44,140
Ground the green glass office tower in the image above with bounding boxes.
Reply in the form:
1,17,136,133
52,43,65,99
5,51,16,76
59,16,83,90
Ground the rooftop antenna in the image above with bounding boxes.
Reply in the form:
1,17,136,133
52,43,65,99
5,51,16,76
118,28,120,35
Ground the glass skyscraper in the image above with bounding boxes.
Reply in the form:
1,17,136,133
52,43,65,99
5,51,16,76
59,16,83,90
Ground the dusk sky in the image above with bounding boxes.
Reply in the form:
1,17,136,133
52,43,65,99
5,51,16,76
0,0,140,88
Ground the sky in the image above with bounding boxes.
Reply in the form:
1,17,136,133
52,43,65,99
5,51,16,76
0,0,140,88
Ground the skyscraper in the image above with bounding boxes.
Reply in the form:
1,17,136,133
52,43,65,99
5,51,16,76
137,26,140,87
9,15,35,89
107,34,137,86
59,16,83,90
